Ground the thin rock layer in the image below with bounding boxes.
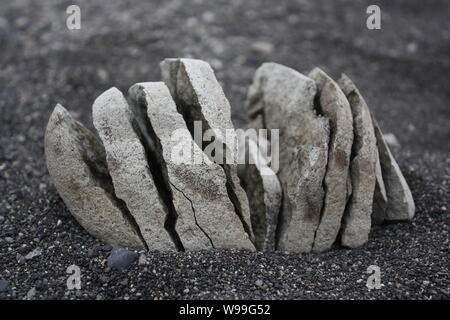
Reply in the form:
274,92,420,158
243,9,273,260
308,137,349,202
161,58,255,245
308,68,354,252
238,134,282,251
45,58,415,254
93,87,178,251
338,74,377,248
129,82,254,250
45,104,145,250
372,118,415,221
246,63,329,253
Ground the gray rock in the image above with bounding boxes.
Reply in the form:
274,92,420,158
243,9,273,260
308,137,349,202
161,58,255,246
372,146,388,224
45,105,145,250
338,74,377,248
246,63,329,253
24,248,42,260
372,119,415,220
16,253,25,264
26,287,36,300
129,82,254,250
93,87,177,251
138,253,148,266
107,246,138,270
238,135,282,251
308,68,354,252
0,280,10,292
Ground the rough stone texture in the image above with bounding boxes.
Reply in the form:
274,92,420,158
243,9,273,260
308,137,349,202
372,118,415,221
44,104,145,250
161,58,255,244
308,68,353,252
129,82,254,250
338,74,377,248
92,88,177,251
238,136,282,251
246,63,329,253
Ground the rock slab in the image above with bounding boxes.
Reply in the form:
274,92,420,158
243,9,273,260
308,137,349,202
372,119,415,221
161,58,255,246
93,88,177,251
246,63,329,253
129,82,254,250
45,104,145,250
239,135,282,251
308,68,353,252
338,74,377,248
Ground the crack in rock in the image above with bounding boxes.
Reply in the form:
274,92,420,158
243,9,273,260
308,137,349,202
337,74,377,249
161,58,255,247
92,88,178,251
126,85,185,252
45,58,415,254
238,131,282,251
246,63,329,253
129,82,253,250
308,68,354,253
45,104,146,250
169,181,215,249
372,118,415,221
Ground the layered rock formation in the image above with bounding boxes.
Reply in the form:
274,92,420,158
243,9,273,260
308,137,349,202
244,63,415,252
45,58,415,253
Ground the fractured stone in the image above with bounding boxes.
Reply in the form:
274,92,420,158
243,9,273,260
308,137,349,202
372,118,415,221
307,68,353,252
129,82,254,250
246,63,329,253
45,104,145,250
92,87,178,251
338,74,377,248
45,57,416,254
238,135,282,251
161,58,255,245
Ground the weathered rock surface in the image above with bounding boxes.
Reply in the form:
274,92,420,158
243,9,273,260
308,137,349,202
161,58,255,244
246,63,329,253
372,118,415,221
129,82,254,250
307,68,353,252
238,136,282,251
92,88,177,251
338,74,377,248
45,104,145,250
45,57,415,254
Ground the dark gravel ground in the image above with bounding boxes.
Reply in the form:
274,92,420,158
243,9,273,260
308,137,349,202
0,0,448,300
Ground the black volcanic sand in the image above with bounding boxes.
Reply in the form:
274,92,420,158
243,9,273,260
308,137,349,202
0,0,448,299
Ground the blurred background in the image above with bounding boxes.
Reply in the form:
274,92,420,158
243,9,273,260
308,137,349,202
1,0,448,145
